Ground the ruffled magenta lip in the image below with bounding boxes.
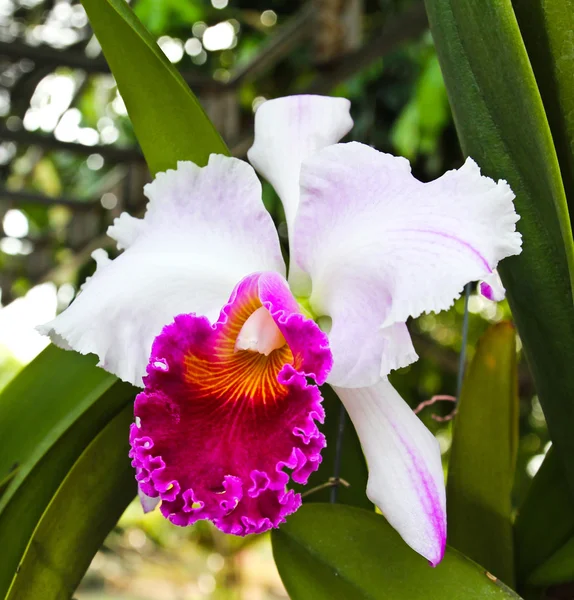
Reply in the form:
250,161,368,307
129,271,332,535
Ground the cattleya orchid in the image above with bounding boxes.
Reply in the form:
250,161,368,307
39,95,521,567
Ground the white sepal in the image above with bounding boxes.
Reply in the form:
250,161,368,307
335,380,447,566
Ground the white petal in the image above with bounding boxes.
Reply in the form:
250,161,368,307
479,269,506,301
327,302,419,387
247,95,353,293
295,142,522,387
108,212,145,250
379,323,419,378
38,155,285,386
335,380,446,566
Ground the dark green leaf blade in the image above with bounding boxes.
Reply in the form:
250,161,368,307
515,447,574,586
0,346,115,501
81,0,228,173
6,405,136,600
0,378,135,598
424,0,574,496
447,322,518,586
272,504,523,600
528,537,574,588
512,0,574,212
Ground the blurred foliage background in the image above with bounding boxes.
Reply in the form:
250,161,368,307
0,0,547,598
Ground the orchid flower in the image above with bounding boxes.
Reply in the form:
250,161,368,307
39,95,521,567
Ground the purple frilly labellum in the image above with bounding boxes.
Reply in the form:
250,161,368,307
129,272,332,535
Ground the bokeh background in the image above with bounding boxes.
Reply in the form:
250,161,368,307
0,0,547,598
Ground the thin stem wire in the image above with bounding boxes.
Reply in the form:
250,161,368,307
330,402,347,503
456,283,472,401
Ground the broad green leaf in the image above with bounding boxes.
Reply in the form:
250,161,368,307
0,468,18,499
527,537,574,587
6,406,136,600
512,0,574,212
81,0,228,174
424,0,574,496
272,504,523,600
515,448,574,585
0,346,115,503
295,385,370,509
0,377,135,598
0,308,132,599
447,322,518,586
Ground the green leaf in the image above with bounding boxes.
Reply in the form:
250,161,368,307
0,346,114,503
295,385,370,509
0,468,18,500
0,383,135,598
527,537,574,588
515,447,574,586
512,0,574,212
272,504,523,600
81,0,228,173
447,322,518,586
0,346,136,598
424,0,574,495
6,406,136,600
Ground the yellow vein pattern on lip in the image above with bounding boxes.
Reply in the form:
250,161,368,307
183,287,295,405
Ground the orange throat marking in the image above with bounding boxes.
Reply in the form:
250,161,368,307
183,296,295,405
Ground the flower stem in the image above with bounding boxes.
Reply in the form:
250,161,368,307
456,282,472,401
302,477,350,499
330,401,347,503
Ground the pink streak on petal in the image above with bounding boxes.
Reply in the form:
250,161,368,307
129,272,332,536
479,281,495,301
394,228,490,271
396,430,447,566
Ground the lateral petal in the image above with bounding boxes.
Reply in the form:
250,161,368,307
296,142,522,386
335,381,446,566
39,156,285,385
